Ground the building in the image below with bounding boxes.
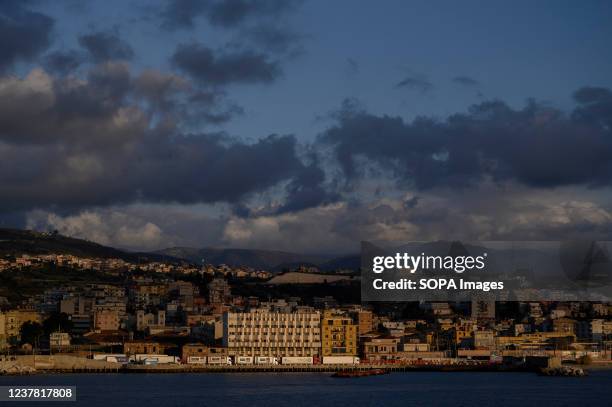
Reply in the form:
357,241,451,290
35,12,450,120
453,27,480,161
181,344,227,360
0,310,42,342
93,310,120,331
208,278,231,305
0,313,6,349
496,332,576,351
402,342,430,352
350,310,373,335
454,318,476,348
474,330,496,350
591,319,612,342
553,318,576,335
361,337,399,361
136,309,166,331
223,309,321,357
123,341,162,355
321,310,357,356
471,300,495,320
70,314,92,334
49,332,71,349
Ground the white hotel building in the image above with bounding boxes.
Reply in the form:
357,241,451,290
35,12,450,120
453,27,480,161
222,308,321,357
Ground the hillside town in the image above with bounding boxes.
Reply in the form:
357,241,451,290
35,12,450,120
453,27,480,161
1,253,611,370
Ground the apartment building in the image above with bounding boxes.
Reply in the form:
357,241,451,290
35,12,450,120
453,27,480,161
222,309,321,357
0,310,42,342
350,310,373,335
136,309,166,331
93,310,120,331
321,310,357,356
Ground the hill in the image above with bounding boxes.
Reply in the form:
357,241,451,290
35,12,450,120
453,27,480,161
156,247,335,271
0,228,361,271
0,228,179,263
266,272,354,284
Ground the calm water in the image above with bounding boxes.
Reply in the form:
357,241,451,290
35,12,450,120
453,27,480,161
1,370,611,406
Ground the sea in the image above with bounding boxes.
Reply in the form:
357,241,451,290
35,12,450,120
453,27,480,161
1,370,611,406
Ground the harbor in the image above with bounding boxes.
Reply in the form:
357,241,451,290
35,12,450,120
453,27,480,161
2,354,605,376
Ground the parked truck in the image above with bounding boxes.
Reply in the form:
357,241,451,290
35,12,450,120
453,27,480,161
186,356,207,364
207,356,232,365
281,356,314,365
132,354,179,364
92,354,126,362
322,356,360,365
255,356,279,365
234,356,254,365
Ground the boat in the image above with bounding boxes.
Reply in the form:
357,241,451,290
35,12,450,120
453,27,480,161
332,369,388,378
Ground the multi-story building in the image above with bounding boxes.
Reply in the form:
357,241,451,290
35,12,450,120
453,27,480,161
182,344,227,361
0,310,42,342
361,337,399,361
49,332,71,349
471,300,495,320
93,310,120,331
553,318,576,335
208,278,231,305
591,319,612,342
321,310,357,356
496,331,576,351
350,310,373,335
223,309,321,357
453,318,476,348
136,309,166,331
123,341,162,355
0,313,6,349
474,330,496,350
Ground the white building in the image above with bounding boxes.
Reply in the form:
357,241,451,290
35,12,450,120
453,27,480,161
49,332,71,348
223,309,321,357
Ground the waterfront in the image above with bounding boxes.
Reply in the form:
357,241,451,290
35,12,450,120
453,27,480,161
1,371,611,406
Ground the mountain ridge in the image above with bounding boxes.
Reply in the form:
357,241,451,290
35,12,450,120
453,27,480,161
0,228,360,271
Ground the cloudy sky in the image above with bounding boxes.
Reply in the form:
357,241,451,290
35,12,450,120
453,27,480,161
2,0,612,254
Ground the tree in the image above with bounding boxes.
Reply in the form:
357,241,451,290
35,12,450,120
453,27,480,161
43,312,73,335
19,321,44,346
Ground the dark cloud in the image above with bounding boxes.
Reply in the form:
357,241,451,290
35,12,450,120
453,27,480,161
43,50,84,75
131,69,243,124
171,42,281,85
572,86,612,130
78,30,135,63
0,0,54,71
320,87,612,190
452,75,480,87
0,65,326,215
395,75,433,93
160,0,300,29
276,161,339,214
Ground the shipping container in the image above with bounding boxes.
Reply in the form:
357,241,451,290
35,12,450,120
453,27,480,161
92,354,126,361
255,356,279,365
281,356,314,365
322,356,360,364
234,356,254,365
207,356,232,365
134,354,179,364
187,356,207,364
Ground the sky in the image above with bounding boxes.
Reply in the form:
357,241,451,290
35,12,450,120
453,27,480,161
2,0,612,254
